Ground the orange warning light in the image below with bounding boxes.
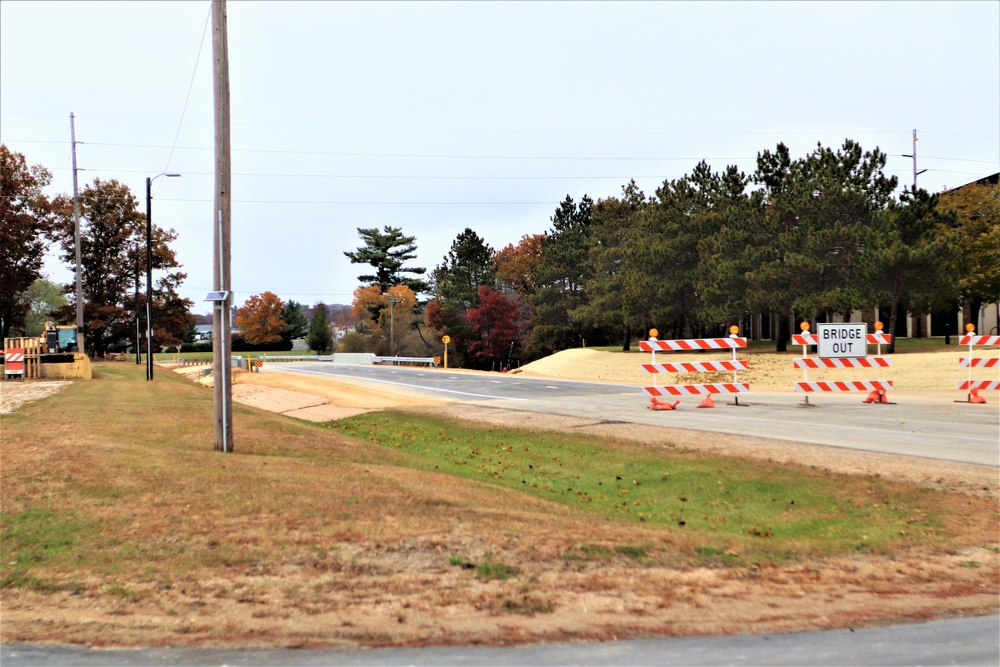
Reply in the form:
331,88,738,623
800,321,810,331
729,325,739,335
649,328,659,339
965,323,976,332
874,321,883,331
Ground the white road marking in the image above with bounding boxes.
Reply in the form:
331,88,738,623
279,367,526,401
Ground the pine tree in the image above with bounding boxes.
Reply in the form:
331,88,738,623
307,303,333,354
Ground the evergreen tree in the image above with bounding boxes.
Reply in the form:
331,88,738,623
433,228,496,309
307,302,333,354
280,300,309,343
860,188,960,351
575,181,649,350
529,195,604,354
344,226,429,295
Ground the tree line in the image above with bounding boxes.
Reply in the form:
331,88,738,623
345,140,998,366
3,140,996,365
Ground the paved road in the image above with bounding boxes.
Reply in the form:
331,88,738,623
4,615,998,666
275,363,999,466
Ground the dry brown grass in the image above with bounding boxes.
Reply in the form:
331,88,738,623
1,362,997,649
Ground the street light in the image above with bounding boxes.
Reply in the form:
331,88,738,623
134,243,141,365
146,172,180,380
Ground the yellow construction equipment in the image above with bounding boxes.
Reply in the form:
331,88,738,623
41,321,79,354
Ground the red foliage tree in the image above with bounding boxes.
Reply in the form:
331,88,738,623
465,286,520,368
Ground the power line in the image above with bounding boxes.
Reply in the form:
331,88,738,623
41,168,714,180
157,3,212,194
4,139,755,161
10,137,997,165
162,198,559,205
1,111,925,137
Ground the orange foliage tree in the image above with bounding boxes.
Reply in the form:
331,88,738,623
351,285,384,334
235,291,285,344
495,233,544,296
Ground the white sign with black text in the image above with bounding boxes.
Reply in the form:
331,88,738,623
817,323,867,359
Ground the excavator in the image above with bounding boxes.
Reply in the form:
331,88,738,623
3,322,89,380
42,321,79,354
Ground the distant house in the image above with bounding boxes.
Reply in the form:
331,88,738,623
193,324,237,341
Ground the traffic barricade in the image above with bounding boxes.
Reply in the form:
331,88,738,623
640,327,749,410
957,324,1000,404
792,321,892,406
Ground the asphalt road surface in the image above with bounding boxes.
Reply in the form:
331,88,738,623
4,615,998,666
274,363,1000,466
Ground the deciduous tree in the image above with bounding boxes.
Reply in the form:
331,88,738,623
235,292,285,344
466,286,521,369
937,182,1000,327
495,233,544,296
351,284,385,334
0,145,53,340
24,278,68,337
50,178,191,356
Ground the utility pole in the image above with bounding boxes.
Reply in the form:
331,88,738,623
145,177,154,380
389,295,397,354
70,112,85,355
212,0,234,453
902,128,927,191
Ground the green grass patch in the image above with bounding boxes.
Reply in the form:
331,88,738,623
614,544,648,559
329,412,948,559
0,508,89,591
1,508,82,569
475,561,520,580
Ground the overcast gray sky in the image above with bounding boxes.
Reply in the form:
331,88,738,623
2,1,998,313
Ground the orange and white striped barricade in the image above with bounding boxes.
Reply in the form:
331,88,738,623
957,325,1000,404
640,327,749,410
4,348,26,379
792,322,892,406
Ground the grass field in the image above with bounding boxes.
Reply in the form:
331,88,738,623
328,413,950,560
1,362,996,648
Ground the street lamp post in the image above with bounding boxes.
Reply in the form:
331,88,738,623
145,172,180,380
134,243,141,365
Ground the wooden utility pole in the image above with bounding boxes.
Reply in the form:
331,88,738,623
70,112,85,355
212,0,233,453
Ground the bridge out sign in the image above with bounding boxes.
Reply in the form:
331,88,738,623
817,323,867,358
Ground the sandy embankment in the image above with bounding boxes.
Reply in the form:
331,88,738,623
171,362,446,421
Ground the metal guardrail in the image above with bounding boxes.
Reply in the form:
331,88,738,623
256,355,333,362
173,356,247,369
181,354,437,367
260,354,437,366
375,356,437,367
